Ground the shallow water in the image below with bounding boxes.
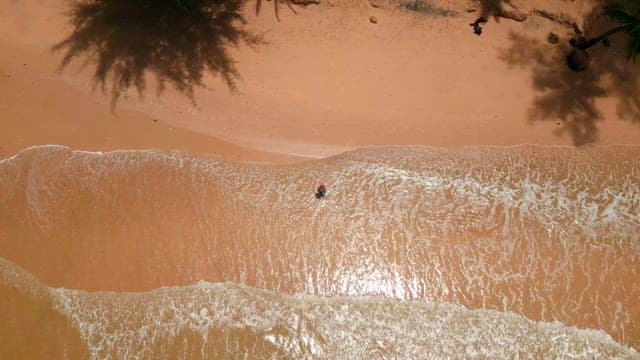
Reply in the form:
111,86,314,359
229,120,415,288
1,258,638,359
1,145,639,357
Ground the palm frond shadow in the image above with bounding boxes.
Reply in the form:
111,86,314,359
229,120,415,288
53,0,266,108
500,33,607,146
498,2,640,146
598,1,640,124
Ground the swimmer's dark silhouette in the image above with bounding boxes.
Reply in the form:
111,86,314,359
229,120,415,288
470,17,488,35
315,185,326,199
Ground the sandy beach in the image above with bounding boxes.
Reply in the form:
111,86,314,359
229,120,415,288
1,0,640,357
1,0,639,161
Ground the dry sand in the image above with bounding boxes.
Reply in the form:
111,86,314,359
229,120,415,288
1,0,639,163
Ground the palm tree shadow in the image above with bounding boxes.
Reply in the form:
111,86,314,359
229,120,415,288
499,33,607,145
604,34,640,124
498,2,640,146
53,0,265,108
611,64,640,124
584,0,640,126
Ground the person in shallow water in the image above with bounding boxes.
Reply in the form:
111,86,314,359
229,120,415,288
315,185,327,199
470,17,487,35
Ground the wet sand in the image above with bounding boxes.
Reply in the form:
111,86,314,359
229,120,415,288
0,41,301,164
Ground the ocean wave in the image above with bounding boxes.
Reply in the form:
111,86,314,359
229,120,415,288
1,257,638,359
1,144,639,350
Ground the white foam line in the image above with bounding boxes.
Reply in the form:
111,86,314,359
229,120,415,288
3,143,640,167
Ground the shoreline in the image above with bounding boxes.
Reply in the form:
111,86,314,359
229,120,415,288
6,141,640,163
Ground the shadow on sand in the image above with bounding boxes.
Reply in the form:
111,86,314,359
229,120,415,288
398,0,457,17
498,2,640,146
53,0,265,108
476,0,527,22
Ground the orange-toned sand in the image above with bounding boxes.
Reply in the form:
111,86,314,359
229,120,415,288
1,0,639,163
